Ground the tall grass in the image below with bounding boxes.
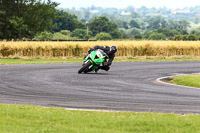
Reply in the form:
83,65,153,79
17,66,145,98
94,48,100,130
1,41,200,58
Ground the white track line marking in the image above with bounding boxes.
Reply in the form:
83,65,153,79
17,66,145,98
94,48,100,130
64,108,127,112
156,73,200,90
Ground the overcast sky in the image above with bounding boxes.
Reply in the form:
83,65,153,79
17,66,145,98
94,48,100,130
53,0,200,9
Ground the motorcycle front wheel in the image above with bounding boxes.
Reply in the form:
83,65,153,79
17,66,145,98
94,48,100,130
78,61,92,74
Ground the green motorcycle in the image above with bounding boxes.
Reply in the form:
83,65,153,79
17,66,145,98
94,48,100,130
78,49,108,74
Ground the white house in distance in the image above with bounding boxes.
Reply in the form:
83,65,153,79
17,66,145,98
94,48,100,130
120,11,131,15
171,9,190,14
90,10,99,14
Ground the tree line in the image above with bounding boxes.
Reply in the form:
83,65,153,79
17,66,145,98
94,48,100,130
1,0,200,41
0,0,59,40
67,5,200,24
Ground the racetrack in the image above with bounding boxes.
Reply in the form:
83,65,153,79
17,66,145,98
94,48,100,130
1,61,200,114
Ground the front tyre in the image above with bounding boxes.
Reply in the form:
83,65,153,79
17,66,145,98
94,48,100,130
78,61,92,74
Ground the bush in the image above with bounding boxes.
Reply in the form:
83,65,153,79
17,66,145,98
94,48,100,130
173,35,183,40
119,28,129,39
109,29,121,39
83,35,90,40
60,30,71,36
187,34,199,41
33,31,53,41
148,33,166,40
72,29,92,39
173,35,200,41
182,35,188,41
52,32,77,41
126,28,142,36
95,32,112,40
52,32,68,40
134,34,143,40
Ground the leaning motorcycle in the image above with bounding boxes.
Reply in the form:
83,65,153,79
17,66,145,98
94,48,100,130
78,49,108,74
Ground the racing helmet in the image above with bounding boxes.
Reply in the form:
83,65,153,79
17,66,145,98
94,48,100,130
109,46,117,54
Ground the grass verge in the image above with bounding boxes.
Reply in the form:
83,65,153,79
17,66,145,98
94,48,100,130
171,75,200,88
1,104,200,133
1,57,200,65
0,58,83,65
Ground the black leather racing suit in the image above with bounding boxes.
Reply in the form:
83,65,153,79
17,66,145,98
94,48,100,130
88,45,115,71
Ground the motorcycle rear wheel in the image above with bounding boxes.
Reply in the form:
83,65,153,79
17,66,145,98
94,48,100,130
78,61,92,74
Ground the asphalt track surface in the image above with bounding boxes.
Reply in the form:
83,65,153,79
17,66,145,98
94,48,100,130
1,61,200,114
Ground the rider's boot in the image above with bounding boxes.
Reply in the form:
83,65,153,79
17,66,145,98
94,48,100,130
95,67,100,73
101,66,110,71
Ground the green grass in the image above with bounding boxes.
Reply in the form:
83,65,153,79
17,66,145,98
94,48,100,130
1,58,200,65
1,104,200,133
0,58,83,65
115,58,200,62
171,75,200,88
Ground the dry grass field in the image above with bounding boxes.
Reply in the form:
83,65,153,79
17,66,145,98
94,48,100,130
1,41,200,59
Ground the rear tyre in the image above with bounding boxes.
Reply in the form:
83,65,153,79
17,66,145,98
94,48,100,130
78,61,92,74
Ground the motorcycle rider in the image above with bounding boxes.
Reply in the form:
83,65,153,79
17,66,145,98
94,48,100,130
87,45,117,72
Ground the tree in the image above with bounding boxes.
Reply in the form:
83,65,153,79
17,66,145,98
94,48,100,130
18,0,58,38
147,16,167,30
182,35,188,41
0,0,59,40
72,29,92,39
187,34,199,41
88,16,110,35
134,34,143,40
126,28,142,36
157,28,180,37
178,19,190,30
129,20,140,29
167,20,180,30
190,27,200,36
60,30,71,36
115,19,128,29
95,32,112,40
0,0,17,39
33,31,53,41
173,35,183,40
8,17,28,39
194,16,200,24
129,12,141,19
123,21,129,29
88,16,120,38
119,28,129,39
148,33,166,40
53,10,85,32
109,29,121,39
